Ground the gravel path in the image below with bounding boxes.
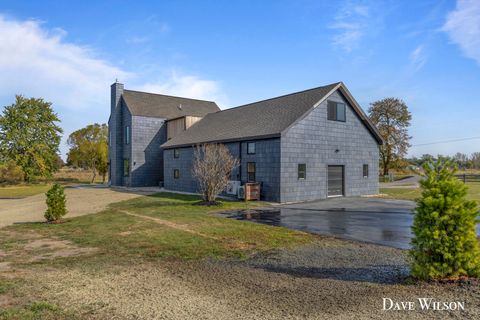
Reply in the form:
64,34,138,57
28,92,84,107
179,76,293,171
0,187,151,228
25,238,479,320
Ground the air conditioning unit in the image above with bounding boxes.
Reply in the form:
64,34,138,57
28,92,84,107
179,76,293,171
237,186,245,199
226,180,241,195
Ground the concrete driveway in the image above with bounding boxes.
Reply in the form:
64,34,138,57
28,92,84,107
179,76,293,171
0,186,152,228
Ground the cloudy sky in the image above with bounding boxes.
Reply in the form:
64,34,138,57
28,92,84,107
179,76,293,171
0,0,479,158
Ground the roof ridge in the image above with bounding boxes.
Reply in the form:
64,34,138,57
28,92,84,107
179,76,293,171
215,82,341,113
123,89,217,104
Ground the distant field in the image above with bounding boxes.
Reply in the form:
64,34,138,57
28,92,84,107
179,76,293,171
0,184,52,199
380,182,480,204
0,168,106,199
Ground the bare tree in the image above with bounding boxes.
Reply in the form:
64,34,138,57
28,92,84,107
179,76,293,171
192,143,239,204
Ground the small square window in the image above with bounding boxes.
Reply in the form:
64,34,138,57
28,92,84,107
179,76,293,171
327,101,346,122
247,142,256,154
123,159,129,177
247,162,256,182
363,164,369,178
174,149,179,158
173,169,180,179
298,164,306,179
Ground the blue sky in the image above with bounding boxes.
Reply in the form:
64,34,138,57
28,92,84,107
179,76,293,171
0,0,479,158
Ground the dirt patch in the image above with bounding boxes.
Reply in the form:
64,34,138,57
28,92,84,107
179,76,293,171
0,262,12,272
0,187,151,228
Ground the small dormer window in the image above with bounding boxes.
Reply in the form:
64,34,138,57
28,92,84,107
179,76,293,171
327,101,346,122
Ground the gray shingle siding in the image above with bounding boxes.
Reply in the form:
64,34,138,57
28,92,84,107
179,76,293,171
280,90,379,202
164,138,281,202
130,116,166,187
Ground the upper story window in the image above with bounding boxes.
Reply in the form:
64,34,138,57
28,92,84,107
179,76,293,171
363,164,369,178
298,164,306,180
247,142,256,154
124,126,130,145
174,149,180,158
327,101,346,122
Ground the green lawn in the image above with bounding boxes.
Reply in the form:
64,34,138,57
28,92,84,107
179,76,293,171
0,184,52,198
380,182,480,204
2,193,314,261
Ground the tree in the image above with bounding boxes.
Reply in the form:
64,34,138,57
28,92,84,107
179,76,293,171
44,184,67,222
453,152,469,170
0,95,62,181
471,152,480,170
368,98,412,176
67,124,108,183
0,160,24,184
192,143,239,204
410,159,480,280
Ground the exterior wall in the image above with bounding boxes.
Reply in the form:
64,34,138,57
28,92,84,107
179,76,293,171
163,138,281,202
280,90,379,203
130,116,166,186
109,83,167,187
167,117,185,140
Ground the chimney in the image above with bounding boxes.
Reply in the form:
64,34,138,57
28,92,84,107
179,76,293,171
111,80,124,114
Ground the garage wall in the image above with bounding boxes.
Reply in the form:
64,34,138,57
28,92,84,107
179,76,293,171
280,89,379,203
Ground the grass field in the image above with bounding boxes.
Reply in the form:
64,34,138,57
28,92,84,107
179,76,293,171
0,168,106,199
380,182,480,204
0,184,52,199
0,193,314,318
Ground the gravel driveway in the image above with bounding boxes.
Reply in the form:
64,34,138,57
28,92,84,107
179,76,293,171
28,238,479,319
0,186,151,228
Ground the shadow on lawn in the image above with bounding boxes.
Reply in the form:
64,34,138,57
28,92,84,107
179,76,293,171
253,263,410,284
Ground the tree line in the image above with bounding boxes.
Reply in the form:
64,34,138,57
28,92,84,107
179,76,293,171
409,153,480,170
0,95,108,184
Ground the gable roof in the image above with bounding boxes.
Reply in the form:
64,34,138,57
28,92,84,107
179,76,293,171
161,82,383,149
122,90,220,119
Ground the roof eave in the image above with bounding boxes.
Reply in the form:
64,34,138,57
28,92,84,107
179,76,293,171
161,133,281,149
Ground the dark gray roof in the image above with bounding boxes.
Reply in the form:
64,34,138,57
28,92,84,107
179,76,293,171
122,90,220,119
161,83,335,148
162,82,383,149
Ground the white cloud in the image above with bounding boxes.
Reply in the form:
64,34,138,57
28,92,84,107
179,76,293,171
443,0,480,65
135,71,227,107
330,3,370,52
0,15,129,110
0,15,226,157
409,45,427,72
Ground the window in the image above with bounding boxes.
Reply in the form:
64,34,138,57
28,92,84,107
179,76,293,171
174,149,180,158
125,126,130,144
247,142,256,154
123,159,129,177
247,162,256,182
298,164,306,179
363,164,369,178
327,101,346,122
173,169,180,179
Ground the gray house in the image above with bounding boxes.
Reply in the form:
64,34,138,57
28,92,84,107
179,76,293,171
108,82,220,187
161,82,383,202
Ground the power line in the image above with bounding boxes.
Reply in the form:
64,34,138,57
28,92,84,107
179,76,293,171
411,136,480,147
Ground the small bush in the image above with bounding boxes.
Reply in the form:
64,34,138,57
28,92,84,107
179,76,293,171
44,184,67,222
410,159,480,280
0,160,24,184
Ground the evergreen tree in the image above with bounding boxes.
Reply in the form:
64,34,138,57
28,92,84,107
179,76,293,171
410,159,480,280
44,184,67,222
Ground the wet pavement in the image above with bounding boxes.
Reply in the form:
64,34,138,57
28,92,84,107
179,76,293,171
219,197,480,249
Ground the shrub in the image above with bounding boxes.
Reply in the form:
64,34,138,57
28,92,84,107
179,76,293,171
44,184,67,222
0,160,24,184
410,159,480,280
